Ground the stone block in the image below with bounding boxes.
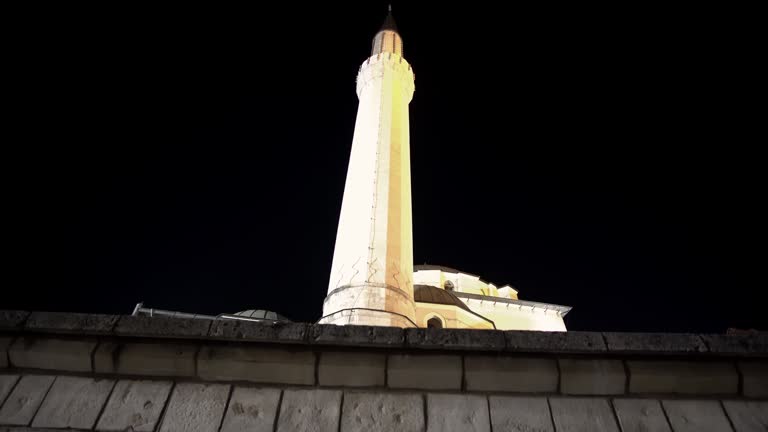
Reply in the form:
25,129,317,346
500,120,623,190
426,393,490,432
558,359,625,395
0,375,20,405
406,328,505,351
701,333,768,356
0,375,55,426
24,311,118,335
115,315,211,339
505,331,606,353
198,346,314,385
158,383,230,432
626,360,738,394
100,342,197,377
31,376,114,429
0,338,12,368
721,400,768,432
209,319,307,343
612,399,671,432
549,397,620,432
310,324,404,348
387,354,461,390
465,356,558,392
318,352,385,387
604,332,707,354
0,311,30,331
276,389,342,432
341,391,424,432
95,379,173,432
738,361,768,397
93,342,119,374
8,337,96,373
488,396,554,432
661,400,733,432
220,387,281,432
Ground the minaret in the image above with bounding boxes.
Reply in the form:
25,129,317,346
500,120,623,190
320,6,417,327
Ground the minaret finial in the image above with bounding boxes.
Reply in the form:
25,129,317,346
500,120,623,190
388,4,392,12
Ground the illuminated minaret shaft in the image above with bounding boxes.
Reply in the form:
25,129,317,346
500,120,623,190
321,7,417,327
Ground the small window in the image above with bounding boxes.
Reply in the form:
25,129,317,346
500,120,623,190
444,280,455,291
427,317,443,329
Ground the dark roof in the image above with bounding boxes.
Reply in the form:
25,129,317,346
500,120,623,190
414,284,472,312
380,8,398,33
235,309,290,321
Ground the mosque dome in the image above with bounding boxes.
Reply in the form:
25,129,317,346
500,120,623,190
234,310,290,321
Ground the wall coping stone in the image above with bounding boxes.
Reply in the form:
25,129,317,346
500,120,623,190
114,315,212,339
0,312,30,331
209,319,308,344
603,332,708,354
1,310,767,358
24,312,118,335
701,333,768,356
505,331,606,353
310,323,404,348
405,328,505,351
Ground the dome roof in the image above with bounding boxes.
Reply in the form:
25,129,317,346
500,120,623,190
414,284,472,312
234,310,290,321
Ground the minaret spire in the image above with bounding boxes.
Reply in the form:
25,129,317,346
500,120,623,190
321,7,416,328
372,5,402,55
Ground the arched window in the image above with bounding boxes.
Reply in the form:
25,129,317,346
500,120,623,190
427,317,443,329
444,280,455,291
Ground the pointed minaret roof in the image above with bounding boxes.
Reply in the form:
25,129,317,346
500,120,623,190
380,4,398,33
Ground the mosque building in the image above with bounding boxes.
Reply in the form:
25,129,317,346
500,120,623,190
319,7,571,331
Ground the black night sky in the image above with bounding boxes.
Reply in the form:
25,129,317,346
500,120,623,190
8,4,764,332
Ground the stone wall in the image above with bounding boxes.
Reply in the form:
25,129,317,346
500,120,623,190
1,310,766,431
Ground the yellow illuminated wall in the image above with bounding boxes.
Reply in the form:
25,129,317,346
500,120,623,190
413,269,568,331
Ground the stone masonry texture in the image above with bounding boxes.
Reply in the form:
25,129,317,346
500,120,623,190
661,400,734,432
318,352,385,387
465,356,558,392
95,379,173,432
611,399,672,432
0,339,12,369
3,310,768,432
505,331,607,353
31,376,114,429
0,376,19,406
721,400,768,432
0,375,55,426
488,395,554,432
24,312,118,335
158,383,230,432
111,342,197,377
219,386,281,432
276,389,342,432
198,346,314,385
738,361,768,398
115,315,211,339
406,328,505,351
209,320,307,343
9,338,96,373
558,359,625,395
549,397,620,432
309,324,404,348
426,393,490,432
627,360,738,394
387,354,461,390
341,391,424,432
